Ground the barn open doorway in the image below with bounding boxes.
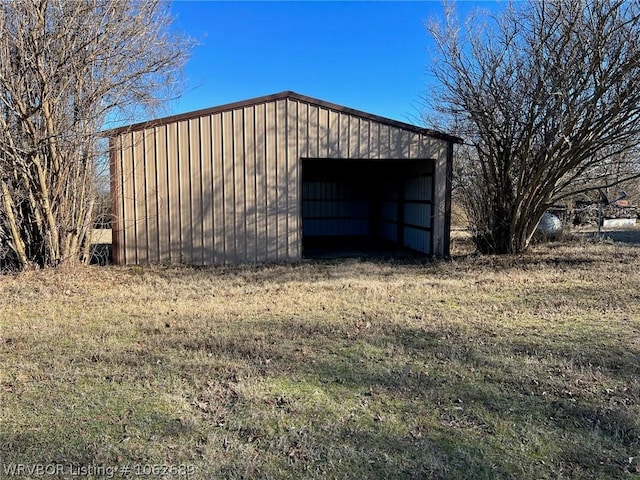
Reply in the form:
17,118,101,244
301,158,435,259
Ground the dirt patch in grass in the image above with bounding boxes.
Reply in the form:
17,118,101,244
1,240,639,479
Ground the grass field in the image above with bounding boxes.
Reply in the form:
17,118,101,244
1,236,639,479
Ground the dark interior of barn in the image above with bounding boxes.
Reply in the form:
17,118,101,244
301,158,434,259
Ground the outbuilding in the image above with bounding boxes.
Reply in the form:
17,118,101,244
108,91,460,265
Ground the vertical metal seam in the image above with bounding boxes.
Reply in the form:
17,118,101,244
152,127,159,262
130,132,138,264
294,99,300,259
443,139,454,257
220,113,226,262
336,111,341,157
208,115,216,264
305,102,310,159
162,125,169,263
430,153,436,256
231,110,237,263
316,104,320,159
187,120,194,264
198,117,205,266
262,104,268,261
175,122,184,263
142,130,149,263
284,100,289,258
241,107,248,262
114,137,122,265
274,102,279,259
367,120,371,158
151,128,157,262
324,108,329,158
252,106,258,263
110,137,122,265
356,115,360,157
346,113,350,158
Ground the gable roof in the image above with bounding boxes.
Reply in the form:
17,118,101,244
106,91,462,143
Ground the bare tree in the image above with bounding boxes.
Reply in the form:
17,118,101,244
428,0,640,253
0,0,191,269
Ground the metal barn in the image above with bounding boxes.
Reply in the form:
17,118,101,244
108,91,460,265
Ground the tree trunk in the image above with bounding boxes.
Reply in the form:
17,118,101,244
1,180,28,267
0,0,191,271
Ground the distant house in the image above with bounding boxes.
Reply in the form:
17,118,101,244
107,91,461,265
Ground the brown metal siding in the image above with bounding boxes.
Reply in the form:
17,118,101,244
166,123,178,262
402,171,433,254
155,126,170,263
121,132,134,263
276,100,288,259
111,94,454,265
265,102,277,261
254,104,267,262
287,100,300,259
200,116,214,265
144,129,158,263
244,106,256,263
303,181,371,236
109,136,123,265
233,109,245,262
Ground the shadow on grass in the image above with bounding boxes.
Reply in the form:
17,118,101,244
0,385,199,478
153,314,640,479
448,252,602,273
133,253,600,290
301,326,639,479
2,311,638,479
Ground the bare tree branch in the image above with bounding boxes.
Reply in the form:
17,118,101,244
0,0,192,269
428,0,640,253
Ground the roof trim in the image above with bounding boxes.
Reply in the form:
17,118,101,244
104,91,462,143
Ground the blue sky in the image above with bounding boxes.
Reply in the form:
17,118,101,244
166,1,497,127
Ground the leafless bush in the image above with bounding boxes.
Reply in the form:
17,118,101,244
0,0,192,270
428,0,640,253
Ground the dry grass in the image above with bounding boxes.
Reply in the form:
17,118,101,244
1,237,640,479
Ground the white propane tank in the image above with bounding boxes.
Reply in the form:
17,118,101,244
535,212,563,238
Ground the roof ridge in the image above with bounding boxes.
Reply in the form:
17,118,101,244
105,91,461,143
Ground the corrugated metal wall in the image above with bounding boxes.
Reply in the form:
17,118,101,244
110,95,452,265
402,170,434,253
302,181,372,237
